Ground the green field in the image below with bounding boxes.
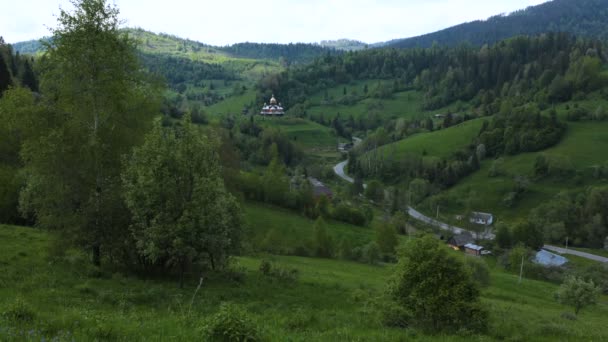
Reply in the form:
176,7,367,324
257,117,343,151
243,202,376,253
306,85,470,124
423,120,608,223
1,223,607,341
369,118,484,160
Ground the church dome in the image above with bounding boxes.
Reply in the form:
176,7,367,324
270,95,277,104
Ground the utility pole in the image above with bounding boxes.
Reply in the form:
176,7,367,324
518,254,524,285
565,236,569,250
436,205,440,219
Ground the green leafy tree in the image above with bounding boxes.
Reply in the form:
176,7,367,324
375,222,398,257
556,276,600,316
17,0,160,265
495,222,512,249
512,221,544,250
365,180,384,203
388,235,488,333
312,217,334,258
122,117,242,285
0,53,12,95
262,147,289,204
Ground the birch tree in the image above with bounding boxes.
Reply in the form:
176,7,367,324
18,0,159,265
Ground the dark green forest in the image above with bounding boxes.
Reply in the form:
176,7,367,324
386,0,608,49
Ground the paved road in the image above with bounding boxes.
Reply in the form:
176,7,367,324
333,154,607,262
332,157,493,239
407,206,495,240
543,245,608,263
333,160,354,183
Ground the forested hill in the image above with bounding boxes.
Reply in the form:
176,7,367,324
219,42,337,64
386,0,608,49
12,28,337,64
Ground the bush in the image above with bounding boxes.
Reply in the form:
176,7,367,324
201,303,262,342
362,242,381,265
2,298,35,324
464,257,491,287
331,204,367,226
380,300,411,328
258,260,272,275
388,236,488,333
258,260,299,283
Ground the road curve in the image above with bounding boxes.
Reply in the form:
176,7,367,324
543,245,608,263
333,160,354,183
332,158,494,239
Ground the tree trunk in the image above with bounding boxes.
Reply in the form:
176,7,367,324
179,261,185,289
209,253,216,270
92,243,101,267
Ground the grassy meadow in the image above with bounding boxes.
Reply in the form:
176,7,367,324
1,222,607,341
422,120,608,223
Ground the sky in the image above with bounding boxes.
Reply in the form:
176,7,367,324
2,0,550,45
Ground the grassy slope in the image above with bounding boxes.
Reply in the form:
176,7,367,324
307,86,469,123
427,120,608,223
243,202,375,251
1,224,607,340
373,118,484,159
257,117,343,151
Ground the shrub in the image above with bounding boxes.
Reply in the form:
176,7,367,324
388,236,488,333
380,300,411,328
362,242,381,265
259,260,299,283
201,303,262,342
258,260,272,275
464,257,491,287
2,298,36,324
284,309,317,331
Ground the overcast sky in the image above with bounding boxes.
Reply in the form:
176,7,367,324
2,0,549,45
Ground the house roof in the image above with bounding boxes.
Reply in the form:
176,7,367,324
534,250,568,267
308,177,333,198
449,232,474,246
471,212,493,220
464,243,484,251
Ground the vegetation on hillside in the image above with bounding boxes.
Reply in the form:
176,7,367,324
386,0,608,49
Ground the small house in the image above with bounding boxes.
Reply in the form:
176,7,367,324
469,212,494,226
308,177,333,199
464,243,484,256
338,142,354,153
447,232,474,251
534,250,568,267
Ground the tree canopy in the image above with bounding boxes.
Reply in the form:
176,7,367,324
388,235,488,332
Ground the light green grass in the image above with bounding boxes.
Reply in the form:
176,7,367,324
0,224,607,341
371,118,484,160
257,117,342,150
0,226,608,341
424,120,608,223
244,202,375,251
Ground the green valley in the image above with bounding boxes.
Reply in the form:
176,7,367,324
2,0,608,340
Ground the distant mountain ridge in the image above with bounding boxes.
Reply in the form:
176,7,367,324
11,28,340,64
386,0,608,49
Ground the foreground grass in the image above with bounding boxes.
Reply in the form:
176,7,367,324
0,224,607,341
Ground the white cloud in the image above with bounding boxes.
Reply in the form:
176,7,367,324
1,0,550,44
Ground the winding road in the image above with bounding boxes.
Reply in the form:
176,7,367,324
333,146,607,262
333,157,493,239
